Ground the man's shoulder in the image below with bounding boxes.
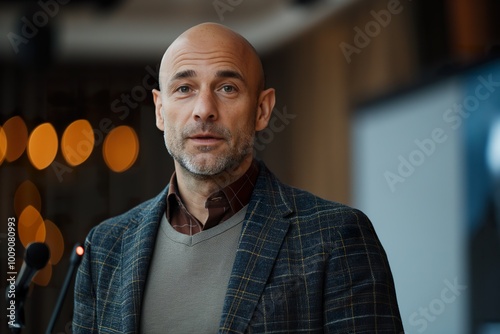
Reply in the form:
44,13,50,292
284,183,345,210
256,162,357,214
284,182,368,224
256,165,378,252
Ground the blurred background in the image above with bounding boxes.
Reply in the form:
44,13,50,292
0,0,499,333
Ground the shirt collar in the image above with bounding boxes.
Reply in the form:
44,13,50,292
166,159,259,226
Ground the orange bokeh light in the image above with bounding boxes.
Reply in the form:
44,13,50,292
61,119,95,166
18,205,46,248
103,126,139,173
0,126,7,165
27,123,59,170
3,116,28,162
14,180,42,218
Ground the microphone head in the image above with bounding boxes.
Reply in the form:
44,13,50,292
24,242,50,270
70,243,85,265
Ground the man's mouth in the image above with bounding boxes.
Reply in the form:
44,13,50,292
188,133,225,144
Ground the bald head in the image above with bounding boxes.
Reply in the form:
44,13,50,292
158,23,265,96
152,22,276,182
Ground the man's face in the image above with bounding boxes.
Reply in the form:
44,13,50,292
154,37,263,177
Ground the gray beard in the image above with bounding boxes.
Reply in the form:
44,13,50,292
165,129,255,180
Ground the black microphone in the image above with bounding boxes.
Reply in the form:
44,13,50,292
16,242,51,292
6,242,50,333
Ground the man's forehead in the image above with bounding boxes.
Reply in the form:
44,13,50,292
163,37,247,67
158,23,263,89
161,44,250,81
163,56,247,82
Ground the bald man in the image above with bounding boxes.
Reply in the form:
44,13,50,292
73,23,403,333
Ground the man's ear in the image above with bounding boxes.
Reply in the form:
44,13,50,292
152,89,164,131
255,88,275,131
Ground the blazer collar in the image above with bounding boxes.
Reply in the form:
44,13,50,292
219,161,295,332
120,186,169,333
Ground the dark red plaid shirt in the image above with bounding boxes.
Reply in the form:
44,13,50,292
166,160,259,235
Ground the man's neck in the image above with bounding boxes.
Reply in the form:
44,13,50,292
174,156,254,224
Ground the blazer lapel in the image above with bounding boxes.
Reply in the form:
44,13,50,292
220,163,294,333
120,188,167,333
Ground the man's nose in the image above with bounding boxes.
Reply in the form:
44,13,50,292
192,89,218,122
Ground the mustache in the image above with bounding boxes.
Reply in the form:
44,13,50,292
182,122,231,140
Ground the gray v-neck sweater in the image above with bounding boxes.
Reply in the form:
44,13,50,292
140,206,247,333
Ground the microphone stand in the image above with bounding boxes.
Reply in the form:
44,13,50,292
45,243,84,334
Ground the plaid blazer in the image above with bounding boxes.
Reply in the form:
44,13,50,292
73,161,404,333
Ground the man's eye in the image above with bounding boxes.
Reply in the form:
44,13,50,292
221,85,236,93
177,86,190,93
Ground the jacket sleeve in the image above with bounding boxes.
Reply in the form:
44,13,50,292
72,229,98,334
323,208,404,333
